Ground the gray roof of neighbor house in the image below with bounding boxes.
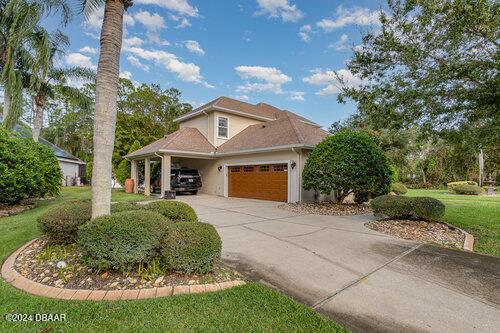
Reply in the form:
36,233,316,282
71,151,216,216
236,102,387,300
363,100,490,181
217,113,329,154
174,96,320,126
124,127,216,158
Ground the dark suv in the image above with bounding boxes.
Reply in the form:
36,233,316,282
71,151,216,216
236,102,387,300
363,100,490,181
170,167,202,195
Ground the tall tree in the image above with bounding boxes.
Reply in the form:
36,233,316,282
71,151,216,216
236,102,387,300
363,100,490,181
82,0,133,218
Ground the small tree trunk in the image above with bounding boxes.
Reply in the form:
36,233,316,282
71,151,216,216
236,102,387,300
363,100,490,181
2,89,11,123
91,0,127,218
32,95,44,141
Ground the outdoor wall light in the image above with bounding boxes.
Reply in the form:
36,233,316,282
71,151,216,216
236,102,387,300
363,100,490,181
218,165,222,172
291,161,296,169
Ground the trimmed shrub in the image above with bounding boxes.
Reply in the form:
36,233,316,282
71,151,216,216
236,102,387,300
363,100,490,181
143,201,197,223
0,127,62,204
77,210,171,272
111,202,142,214
447,181,477,191
452,184,483,195
159,222,221,274
371,195,444,221
390,182,408,195
303,130,393,203
38,200,92,244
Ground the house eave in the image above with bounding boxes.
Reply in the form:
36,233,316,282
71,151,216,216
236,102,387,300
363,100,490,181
174,106,275,123
215,144,315,156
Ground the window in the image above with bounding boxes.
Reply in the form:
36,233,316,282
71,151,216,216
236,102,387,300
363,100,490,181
273,164,287,172
218,116,228,138
230,166,241,172
243,166,254,172
258,165,270,172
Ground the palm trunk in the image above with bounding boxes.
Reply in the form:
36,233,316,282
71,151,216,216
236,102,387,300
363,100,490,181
2,89,11,123
32,94,44,141
91,0,127,218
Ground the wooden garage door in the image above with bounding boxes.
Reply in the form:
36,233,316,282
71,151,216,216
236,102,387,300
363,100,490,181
228,164,288,202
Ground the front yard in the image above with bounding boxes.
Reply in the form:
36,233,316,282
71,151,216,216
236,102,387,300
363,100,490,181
0,187,346,333
407,189,500,257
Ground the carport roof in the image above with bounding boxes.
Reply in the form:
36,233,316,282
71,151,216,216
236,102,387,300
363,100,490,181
124,128,216,158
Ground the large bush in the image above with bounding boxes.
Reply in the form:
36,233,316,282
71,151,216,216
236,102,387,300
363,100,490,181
451,184,483,195
38,200,92,244
371,195,445,221
303,130,393,203
447,181,477,191
110,201,142,214
390,183,408,195
0,127,62,204
159,222,221,274
77,210,171,272
144,201,197,223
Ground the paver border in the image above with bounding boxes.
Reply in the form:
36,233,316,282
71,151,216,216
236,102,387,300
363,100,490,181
1,239,245,301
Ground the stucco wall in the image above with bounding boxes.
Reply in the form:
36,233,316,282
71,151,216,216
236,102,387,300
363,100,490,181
59,161,79,186
179,114,209,138
211,111,262,147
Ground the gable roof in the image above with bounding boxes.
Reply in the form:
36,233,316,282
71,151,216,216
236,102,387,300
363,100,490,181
174,96,319,126
217,113,328,154
124,127,216,158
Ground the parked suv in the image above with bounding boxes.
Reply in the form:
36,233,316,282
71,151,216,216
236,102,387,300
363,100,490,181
170,167,202,195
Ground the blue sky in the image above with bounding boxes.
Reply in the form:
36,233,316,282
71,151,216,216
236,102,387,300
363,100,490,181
47,0,385,128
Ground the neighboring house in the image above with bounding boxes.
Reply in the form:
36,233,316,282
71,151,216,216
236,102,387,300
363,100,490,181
125,96,329,203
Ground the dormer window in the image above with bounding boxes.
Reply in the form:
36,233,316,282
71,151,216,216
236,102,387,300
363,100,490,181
217,116,228,138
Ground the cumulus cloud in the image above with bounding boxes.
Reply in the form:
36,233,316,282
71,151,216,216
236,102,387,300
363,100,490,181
123,36,144,48
329,34,349,50
170,15,192,28
317,6,382,31
235,65,291,94
124,46,212,87
299,24,312,42
135,0,198,17
79,46,97,54
235,95,250,101
65,53,96,69
256,0,303,22
147,32,170,46
133,10,166,31
120,71,132,80
303,68,365,95
289,91,305,101
127,55,150,71
184,40,205,55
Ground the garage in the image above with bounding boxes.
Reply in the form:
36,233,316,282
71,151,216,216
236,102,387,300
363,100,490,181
228,164,288,202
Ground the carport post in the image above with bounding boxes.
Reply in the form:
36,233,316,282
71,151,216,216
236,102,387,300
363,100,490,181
161,154,171,197
131,160,138,193
144,157,151,196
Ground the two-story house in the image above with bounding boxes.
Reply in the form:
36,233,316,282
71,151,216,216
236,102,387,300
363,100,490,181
125,96,329,203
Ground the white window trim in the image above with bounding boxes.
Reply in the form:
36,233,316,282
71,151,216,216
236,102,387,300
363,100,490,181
223,160,292,203
216,116,229,139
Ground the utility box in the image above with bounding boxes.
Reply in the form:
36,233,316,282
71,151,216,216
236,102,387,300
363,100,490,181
164,190,176,200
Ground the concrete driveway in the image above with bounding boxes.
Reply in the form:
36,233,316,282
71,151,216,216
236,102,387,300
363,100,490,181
177,194,500,333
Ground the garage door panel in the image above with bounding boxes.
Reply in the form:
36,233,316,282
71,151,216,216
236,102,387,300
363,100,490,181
228,164,288,202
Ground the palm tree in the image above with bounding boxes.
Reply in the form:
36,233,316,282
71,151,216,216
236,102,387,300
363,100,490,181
29,30,95,141
0,0,71,128
82,0,133,218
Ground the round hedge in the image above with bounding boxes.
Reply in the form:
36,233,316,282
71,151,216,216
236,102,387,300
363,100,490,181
159,222,221,274
111,202,142,214
447,181,477,191
371,195,445,221
451,184,483,195
390,182,408,195
303,130,393,203
37,200,92,244
144,201,197,223
77,210,171,272
0,127,62,204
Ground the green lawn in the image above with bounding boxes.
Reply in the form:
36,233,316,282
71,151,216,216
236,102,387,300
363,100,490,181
0,187,346,333
407,189,500,257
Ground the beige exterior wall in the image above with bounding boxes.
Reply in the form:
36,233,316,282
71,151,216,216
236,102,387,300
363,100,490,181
178,114,209,138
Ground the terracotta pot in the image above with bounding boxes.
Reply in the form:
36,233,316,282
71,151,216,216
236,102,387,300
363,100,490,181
124,179,135,193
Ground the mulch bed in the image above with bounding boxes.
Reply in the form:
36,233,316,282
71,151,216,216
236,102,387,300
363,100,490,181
278,202,372,216
365,219,465,249
14,239,241,290
0,199,37,218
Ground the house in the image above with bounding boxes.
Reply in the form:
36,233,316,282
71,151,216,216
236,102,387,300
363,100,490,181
124,96,329,202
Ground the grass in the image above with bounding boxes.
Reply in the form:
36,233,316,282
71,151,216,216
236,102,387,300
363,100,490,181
407,189,500,257
0,187,346,333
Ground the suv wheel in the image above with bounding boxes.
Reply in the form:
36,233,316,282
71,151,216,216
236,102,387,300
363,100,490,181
190,190,198,195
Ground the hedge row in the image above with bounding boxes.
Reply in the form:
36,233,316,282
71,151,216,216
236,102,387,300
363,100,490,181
371,195,445,221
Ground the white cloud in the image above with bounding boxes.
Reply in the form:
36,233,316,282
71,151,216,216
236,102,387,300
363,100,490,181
85,7,135,30
120,71,132,80
184,40,205,55
65,53,96,69
299,24,312,42
127,55,150,71
289,91,305,101
317,6,381,31
303,68,365,95
235,95,250,101
135,0,198,17
133,10,165,31
123,36,144,48
124,46,212,87
123,14,135,27
147,32,170,46
329,34,349,50
256,0,303,22
84,31,99,40
176,18,191,28
235,65,291,94
79,46,97,54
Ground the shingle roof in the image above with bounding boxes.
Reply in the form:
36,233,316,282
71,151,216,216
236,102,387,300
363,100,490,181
124,127,216,158
176,96,319,126
217,113,329,154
